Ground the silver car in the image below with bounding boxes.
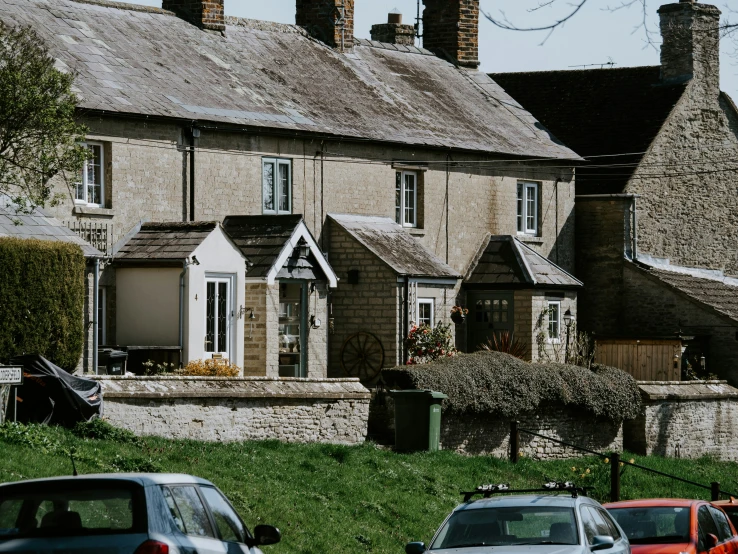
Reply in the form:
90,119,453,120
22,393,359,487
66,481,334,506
0,473,281,553
406,486,630,554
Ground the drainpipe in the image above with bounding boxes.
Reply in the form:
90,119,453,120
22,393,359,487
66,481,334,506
189,126,199,222
178,259,190,366
92,257,100,375
632,196,638,261
403,275,410,363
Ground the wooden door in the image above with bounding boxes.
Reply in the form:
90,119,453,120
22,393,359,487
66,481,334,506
467,292,514,351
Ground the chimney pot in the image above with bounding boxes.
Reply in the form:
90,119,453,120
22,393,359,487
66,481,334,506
388,11,402,24
371,10,415,45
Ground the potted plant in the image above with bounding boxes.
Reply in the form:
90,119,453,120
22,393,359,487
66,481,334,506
450,305,468,324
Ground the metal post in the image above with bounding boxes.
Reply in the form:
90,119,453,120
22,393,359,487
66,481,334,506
14,387,17,423
610,453,621,502
565,323,571,364
510,421,520,463
711,482,720,501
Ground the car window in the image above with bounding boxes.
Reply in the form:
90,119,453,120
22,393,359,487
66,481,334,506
199,486,246,544
699,505,721,552
708,507,733,543
162,487,186,534
597,508,622,540
430,506,579,550
580,506,600,544
168,486,215,539
720,508,738,533
610,506,690,545
0,486,140,541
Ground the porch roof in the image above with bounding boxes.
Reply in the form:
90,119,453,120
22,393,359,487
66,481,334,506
0,196,101,258
328,214,460,280
114,221,217,263
465,235,582,289
222,215,338,287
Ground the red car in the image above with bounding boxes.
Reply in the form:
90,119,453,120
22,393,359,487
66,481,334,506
604,499,738,554
712,501,738,532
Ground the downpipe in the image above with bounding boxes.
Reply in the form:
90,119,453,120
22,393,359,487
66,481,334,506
92,257,100,375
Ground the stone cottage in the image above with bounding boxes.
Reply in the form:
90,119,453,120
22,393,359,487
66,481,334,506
491,0,738,383
1,0,583,378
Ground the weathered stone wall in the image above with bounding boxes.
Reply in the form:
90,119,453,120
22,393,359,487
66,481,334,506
96,376,370,444
624,381,738,461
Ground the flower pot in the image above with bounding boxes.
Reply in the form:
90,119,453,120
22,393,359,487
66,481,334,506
451,312,465,324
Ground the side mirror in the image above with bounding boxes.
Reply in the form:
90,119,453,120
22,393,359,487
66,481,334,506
406,541,427,554
254,524,281,546
708,533,720,549
591,535,615,551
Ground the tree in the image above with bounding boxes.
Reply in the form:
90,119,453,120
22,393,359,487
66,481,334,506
0,22,87,212
484,0,738,47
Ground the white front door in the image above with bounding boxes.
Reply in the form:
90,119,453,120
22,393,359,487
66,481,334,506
205,276,233,361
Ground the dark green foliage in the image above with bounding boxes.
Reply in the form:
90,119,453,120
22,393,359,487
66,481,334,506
73,419,139,444
382,351,641,422
0,238,85,370
0,22,87,210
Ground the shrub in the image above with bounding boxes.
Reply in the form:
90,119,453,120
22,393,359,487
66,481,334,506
381,350,641,422
405,323,457,364
181,358,240,377
481,331,528,360
0,238,85,371
73,418,139,444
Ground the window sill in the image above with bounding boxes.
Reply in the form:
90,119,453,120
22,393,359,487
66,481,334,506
517,234,543,245
407,227,425,237
73,206,115,218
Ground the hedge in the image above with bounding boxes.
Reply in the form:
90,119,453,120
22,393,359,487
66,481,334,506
382,351,641,422
0,237,85,371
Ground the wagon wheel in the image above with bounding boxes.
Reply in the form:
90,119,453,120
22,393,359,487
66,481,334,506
340,332,385,381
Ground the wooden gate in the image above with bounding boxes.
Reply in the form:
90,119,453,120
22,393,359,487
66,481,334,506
595,339,681,381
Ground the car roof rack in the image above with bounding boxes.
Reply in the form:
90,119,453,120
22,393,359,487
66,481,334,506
460,482,592,502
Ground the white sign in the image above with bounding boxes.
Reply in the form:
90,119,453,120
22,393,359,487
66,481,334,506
0,367,22,385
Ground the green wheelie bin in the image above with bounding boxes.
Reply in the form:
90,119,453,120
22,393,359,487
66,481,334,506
390,389,448,452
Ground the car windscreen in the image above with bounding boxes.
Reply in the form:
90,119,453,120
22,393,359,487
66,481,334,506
609,506,691,544
0,482,145,540
430,506,579,550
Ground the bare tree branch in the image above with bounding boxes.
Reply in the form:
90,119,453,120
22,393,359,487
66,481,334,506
482,0,588,45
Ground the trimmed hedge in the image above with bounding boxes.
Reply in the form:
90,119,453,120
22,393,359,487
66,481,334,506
382,351,641,422
0,237,85,371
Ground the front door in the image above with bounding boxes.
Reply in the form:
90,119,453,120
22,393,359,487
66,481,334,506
467,292,514,351
205,276,232,361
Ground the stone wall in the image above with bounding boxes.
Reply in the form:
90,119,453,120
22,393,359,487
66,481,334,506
624,381,738,461
96,376,370,444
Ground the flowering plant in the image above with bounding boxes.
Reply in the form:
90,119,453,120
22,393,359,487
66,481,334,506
405,322,458,365
450,305,469,316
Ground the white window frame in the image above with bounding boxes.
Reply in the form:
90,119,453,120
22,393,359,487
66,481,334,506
76,141,104,207
204,273,236,360
396,170,418,228
547,301,561,344
517,181,539,236
262,158,292,215
417,298,434,328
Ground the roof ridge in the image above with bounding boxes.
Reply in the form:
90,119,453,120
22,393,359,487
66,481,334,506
353,37,433,56
225,16,307,35
489,65,661,77
68,0,174,15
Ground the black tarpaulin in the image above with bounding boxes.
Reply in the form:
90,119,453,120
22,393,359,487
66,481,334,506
8,354,102,426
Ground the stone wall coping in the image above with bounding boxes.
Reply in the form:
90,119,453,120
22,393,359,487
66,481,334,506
95,376,371,400
638,380,738,401
91,376,362,383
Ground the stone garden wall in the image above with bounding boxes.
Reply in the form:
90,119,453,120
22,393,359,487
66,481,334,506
95,376,370,444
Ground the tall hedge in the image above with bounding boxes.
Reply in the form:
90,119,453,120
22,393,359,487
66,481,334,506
0,237,85,371
382,351,642,422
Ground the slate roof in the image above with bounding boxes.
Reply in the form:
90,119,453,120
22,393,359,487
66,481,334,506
0,196,101,257
115,221,217,262
222,215,303,279
465,235,582,289
490,67,687,194
638,264,738,323
0,0,577,159
329,214,460,279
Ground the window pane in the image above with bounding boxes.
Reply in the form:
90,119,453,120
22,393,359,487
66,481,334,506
517,183,523,233
206,282,215,352
708,507,732,542
526,185,536,232
278,163,290,213
418,301,433,327
580,506,599,545
75,176,85,201
395,172,402,224
587,506,613,537
699,505,720,551
169,486,215,539
217,282,228,353
162,487,186,534
87,145,102,205
200,486,246,544
548,303,560,340
597,509,622,540
404,173,416,226
262,161,275,212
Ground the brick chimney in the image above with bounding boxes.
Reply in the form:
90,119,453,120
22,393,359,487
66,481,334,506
296,0,354,50
658,0,721,97
370,11,415,46
163,0,225,32
421,0,479,68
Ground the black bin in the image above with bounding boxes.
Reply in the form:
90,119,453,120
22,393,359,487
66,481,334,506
98,349,127,375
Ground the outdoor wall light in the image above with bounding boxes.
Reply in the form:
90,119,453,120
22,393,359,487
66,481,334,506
563,308,573,326
191,255,200,266
311,315,322,329
298,241,310,258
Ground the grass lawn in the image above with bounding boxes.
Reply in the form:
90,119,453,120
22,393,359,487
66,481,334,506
1,422,737,553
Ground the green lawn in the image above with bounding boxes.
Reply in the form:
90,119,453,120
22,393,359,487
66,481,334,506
1,422,737,553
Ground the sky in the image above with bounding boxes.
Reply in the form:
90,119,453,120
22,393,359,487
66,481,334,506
129,0,738,99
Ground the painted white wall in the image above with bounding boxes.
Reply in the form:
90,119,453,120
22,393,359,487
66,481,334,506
184,226,246,370
116,267,180,346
